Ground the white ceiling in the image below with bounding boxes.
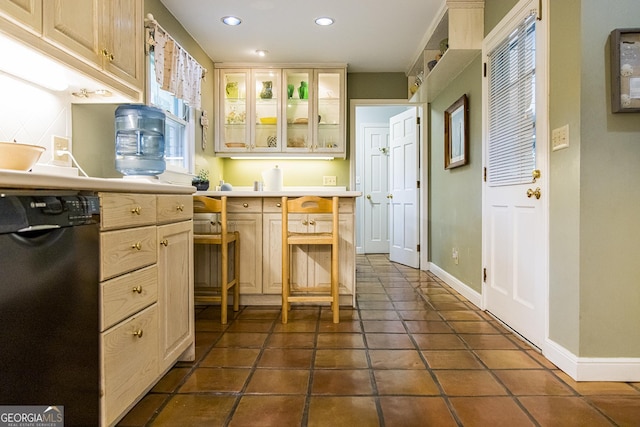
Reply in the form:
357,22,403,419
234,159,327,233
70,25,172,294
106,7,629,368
159,0,446,73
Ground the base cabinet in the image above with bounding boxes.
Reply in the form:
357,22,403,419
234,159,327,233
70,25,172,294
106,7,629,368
158,220,194,371
99,192,193,427
194,196,356,302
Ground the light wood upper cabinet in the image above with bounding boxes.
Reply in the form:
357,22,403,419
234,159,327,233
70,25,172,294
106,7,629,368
42,0,143,90
0,0,42,32
215,64,346,158
100,0,143,88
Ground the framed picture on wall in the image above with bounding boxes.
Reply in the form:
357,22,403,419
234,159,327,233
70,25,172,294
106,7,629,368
444,94,469,169
610,28,640,113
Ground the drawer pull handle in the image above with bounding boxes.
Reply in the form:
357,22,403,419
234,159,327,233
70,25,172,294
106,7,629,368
132,285,142,294
177,204,184,212
131,242,142,250
131,206,141,215
302,220,308,225
276,203,281,208
132,329,143,338
243,203,249,208
160,239,169,246
309,219,316,226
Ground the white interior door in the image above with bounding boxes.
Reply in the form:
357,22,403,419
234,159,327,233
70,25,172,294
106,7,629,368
363,124,390,253
482,1,547,349
389,108,419,268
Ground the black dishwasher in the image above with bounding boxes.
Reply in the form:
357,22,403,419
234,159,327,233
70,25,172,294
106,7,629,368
0,192,100,426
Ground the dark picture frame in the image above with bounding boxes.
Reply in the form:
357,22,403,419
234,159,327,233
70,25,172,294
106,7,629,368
610,28,640,113
444,94,469,169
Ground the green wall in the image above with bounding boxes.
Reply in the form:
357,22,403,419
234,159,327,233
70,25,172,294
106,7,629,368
429,56,483,292
548,0,582,355
577,0,640,356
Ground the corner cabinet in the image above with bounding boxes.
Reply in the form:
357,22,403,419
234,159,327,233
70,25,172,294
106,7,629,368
215,64,346,158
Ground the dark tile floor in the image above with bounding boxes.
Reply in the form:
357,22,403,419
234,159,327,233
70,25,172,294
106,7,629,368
118,254,640,426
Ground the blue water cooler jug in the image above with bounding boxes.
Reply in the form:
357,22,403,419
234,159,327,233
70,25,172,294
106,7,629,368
115,104,166,176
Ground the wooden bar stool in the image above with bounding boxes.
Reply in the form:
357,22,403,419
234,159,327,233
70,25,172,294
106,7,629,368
281,195,339,323
193,196,240,324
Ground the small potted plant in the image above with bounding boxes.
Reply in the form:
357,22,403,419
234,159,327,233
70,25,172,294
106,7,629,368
192,169,210,191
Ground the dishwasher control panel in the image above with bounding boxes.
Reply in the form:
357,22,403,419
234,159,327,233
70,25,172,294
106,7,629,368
0,194,100,233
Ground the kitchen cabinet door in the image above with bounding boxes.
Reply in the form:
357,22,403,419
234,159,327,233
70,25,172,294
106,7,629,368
0,0,42,33
283,69,313,151
217,69,250,152
252,69,282,152
314,69,345,154
42,0,101,66
157,220,194,372
101,0,143,89
228,212,263,294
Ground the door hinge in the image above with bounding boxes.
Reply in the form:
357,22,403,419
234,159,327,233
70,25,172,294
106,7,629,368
483,268,487,282
483,62,487,77
417,116,420,125
417,180,420,189
417,244,420,252
483,167,487,182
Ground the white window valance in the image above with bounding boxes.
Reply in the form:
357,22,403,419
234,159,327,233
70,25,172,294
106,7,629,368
146,17,204,109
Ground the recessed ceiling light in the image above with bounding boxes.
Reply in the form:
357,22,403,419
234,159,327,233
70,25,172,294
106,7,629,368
255,50,268,57
221,16,242,26
315,17,334,26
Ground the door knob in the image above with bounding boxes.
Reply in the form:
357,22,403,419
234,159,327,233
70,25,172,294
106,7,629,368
366,194,371,200
532,169,541,183
387,194,393,199
526,187,541,199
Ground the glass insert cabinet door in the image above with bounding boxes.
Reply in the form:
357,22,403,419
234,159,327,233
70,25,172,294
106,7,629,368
315,69,343,153
283,69,312,151
253,69,281,151
220,70,248,151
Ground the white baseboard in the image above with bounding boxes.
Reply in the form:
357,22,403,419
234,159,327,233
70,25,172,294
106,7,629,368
545,339,640,382
427,262,482,309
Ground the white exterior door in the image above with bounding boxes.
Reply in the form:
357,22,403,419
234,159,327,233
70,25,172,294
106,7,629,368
482,0,548,349
363,124,390,253
389,108,419,268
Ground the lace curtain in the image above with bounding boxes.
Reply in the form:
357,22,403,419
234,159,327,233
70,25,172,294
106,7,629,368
147,21,203,109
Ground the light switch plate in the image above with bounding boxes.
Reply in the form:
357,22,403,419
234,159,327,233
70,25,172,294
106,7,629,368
552,125,569,151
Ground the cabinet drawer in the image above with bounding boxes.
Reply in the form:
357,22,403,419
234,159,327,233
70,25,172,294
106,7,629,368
157,195,193,224
100,226,157,280
101,265,158,331
101,304,158,427
264,197,353,213
100,193,156,230
262,197,283,212
227,197,262,213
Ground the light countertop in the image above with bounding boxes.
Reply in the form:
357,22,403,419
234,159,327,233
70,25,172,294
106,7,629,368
196,190,361,197
0,170,195,194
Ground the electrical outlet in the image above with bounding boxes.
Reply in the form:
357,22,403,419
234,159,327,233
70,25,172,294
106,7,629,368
323,176,337,186
52,135,71,166
452,248,459,265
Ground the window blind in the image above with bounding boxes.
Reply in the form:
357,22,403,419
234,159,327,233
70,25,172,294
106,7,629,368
487,13,537,186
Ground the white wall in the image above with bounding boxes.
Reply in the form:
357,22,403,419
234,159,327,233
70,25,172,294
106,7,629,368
0,74,71,165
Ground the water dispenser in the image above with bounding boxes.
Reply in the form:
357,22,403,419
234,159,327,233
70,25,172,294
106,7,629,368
115,104,166,176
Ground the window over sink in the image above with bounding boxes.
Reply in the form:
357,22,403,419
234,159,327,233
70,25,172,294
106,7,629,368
148,50,195,175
